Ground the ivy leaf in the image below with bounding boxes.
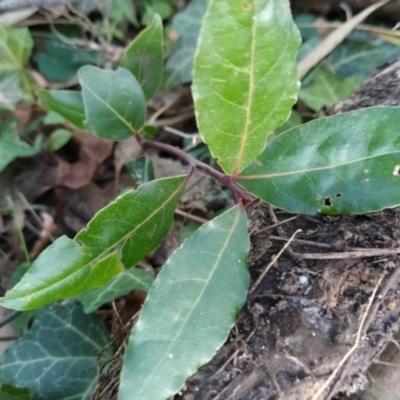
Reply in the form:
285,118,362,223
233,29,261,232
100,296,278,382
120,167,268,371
299,66,364,111
0,120,42,173
78,66,146,140
192,0,301,175
120,14,163,100
237,106,400,214
1,176,187,310
0,25,34,110
77,267,154,313
38,90,85,129
0,302,112,400
118,206,250,400
36,37,103,83
164,0,207,88
48,128,73,152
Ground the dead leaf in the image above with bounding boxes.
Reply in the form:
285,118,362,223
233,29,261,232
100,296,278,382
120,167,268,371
60,130,113,189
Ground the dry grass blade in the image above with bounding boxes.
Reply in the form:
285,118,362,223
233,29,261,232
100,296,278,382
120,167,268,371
298,0,390,79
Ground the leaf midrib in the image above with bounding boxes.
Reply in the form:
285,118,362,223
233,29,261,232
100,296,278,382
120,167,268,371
135,207,242,397
80,79,136,134
7,179,186,302
238,149,400,180
233,6,256,175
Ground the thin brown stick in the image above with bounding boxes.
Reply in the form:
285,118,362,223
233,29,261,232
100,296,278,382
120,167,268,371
270,235,332,249
250,229,302,293
252,215,299,235
294,247,400,260
174,209,208,224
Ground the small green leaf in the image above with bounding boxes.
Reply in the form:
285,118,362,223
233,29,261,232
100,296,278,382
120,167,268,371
164,0,207,88
142,124,158,139
126,155,155,184
238,106,400,214
77,268,154,313
0,120,42,173
1,176,186,310
48,128,72,152
118,206,250,400
120,14,163,100
39,90,85,129
192,0,301,174
0,302,112,400
79,66,146,140
299,66,363,111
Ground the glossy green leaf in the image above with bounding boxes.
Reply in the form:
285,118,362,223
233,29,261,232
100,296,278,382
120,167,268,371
39,90,85,129
77,268,154,313
299,66,363,111
126,155,155,184
0,25,34,109
120,14,163,100
1,176,187,310
192,0,301,175
0,120,42,173
118,205,250,400
0,302,112,400
238,106,400,215
164,0,207,88
48,128,72,152
79,66,146,140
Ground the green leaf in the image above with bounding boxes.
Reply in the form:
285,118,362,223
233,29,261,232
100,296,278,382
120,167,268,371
142,124,158,139
164,0,207,88
141,0,174,24
192,0,301,175
8,262,36,332
237,106,400,214
0,120,42,173
43,111,66,125
48,128,72,152
1,176,186,310
0,302,112,400
118,205,250,400
0,385,31,400
78,66,146,140
36,37,103,82
329,31,400,78
126,155,155,184
0,71,31,111
39,90,85,129
120,14,163,100
0,25,34,109
299,66,364,111
77,267,154,313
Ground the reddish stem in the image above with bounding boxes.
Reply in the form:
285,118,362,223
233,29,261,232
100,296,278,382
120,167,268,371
136,134,253,205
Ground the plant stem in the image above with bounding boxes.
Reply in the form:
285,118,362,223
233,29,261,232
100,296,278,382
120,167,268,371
136,134,253,205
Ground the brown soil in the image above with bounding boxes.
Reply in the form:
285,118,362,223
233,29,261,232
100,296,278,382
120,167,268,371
175,205,400,400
